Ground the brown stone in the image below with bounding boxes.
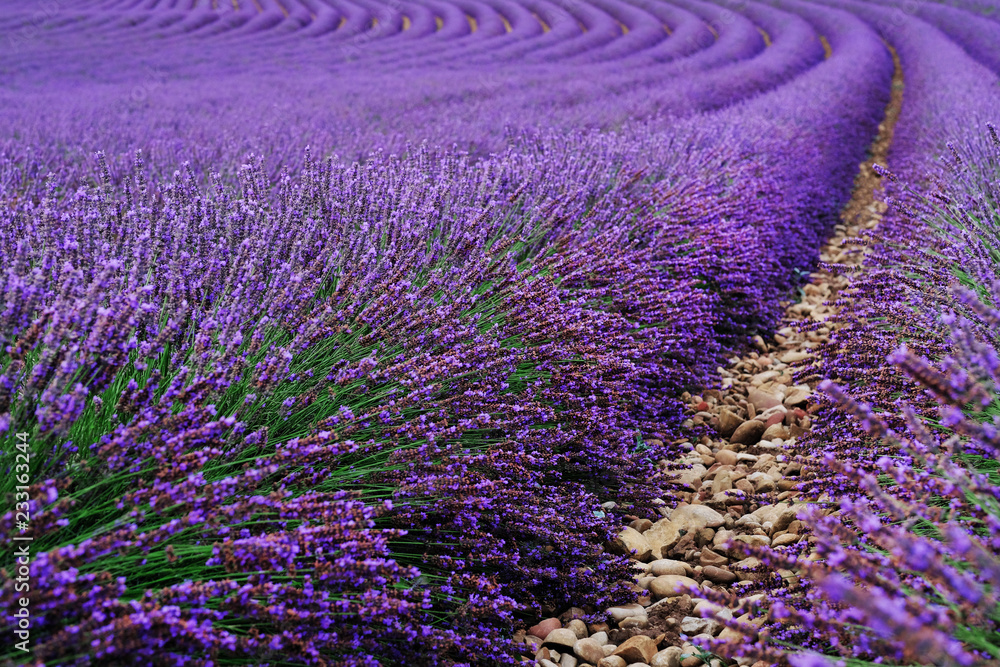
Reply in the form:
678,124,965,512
651,647,683,667
648,575,700,599
543,628,579,649
699,547,728,567
644,519,682,559
761,423,789,441
748,386,783,411
598,657,627,667
612,635,658,664
611,527,653,561
714,449,738,466
649,558,692,576
701,565,737,584
717,409,744,437
566,619,588,639
574,638,606,665
730,420,766,446
772,533,800,547
670,504,725,530
529,618,562,640
630,518,654,533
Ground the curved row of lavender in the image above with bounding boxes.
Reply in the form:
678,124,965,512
0,0,935,664
697,1,1000,665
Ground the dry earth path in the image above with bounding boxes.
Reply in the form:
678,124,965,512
520,47,904,667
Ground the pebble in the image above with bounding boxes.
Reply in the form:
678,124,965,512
574,638,606,665
701,565,737,584
649,574,700,599
650,647,683,667
729,419,766,445
649,559,693,576
680,616,721,636
613,636,658,664
606,604,647,623
544,629,579,650
612,527,653,561
669,504,725,530
529,618,562,640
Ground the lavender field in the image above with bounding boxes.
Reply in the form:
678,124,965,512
1,0,999,665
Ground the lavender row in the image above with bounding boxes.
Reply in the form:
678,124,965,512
703,2,1000,664
0,0,901,664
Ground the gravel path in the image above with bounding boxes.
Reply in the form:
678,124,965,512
520,47,904,667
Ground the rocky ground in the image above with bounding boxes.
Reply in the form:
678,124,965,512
518,51,904,667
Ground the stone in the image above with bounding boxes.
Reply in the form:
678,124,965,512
680,616,722,636
599,658,627,667
751,503,789,524
545,629,581,650
589,622,611,635
567,619,589,639
540,660,560,667
711,470,732,495
718,627,745,643
529,618,562,640
730,420,766,446
630,518,654,533
777,478,798,492
651,647,683,667
762,412,785,431
612,527,653,561
714,449,738,466
778,350,809,364
649,559,693,576
644,520,682,559
717,409,744,437
699,547,728,567
772,533,799,547
670,504,725,530
701,565,737,584
693,527,715,547
680,656,703,667
761,423,789,441
648,575,700,599
561,654,578,667
607,603,647,623
575,638,607,665
693,599,732,620
713,528,735,549
748,472,775,493
733,534,771,548
772,506,799,532
783,385,811,407
620,616,650,629
613,635,658,664
748,386,783,411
